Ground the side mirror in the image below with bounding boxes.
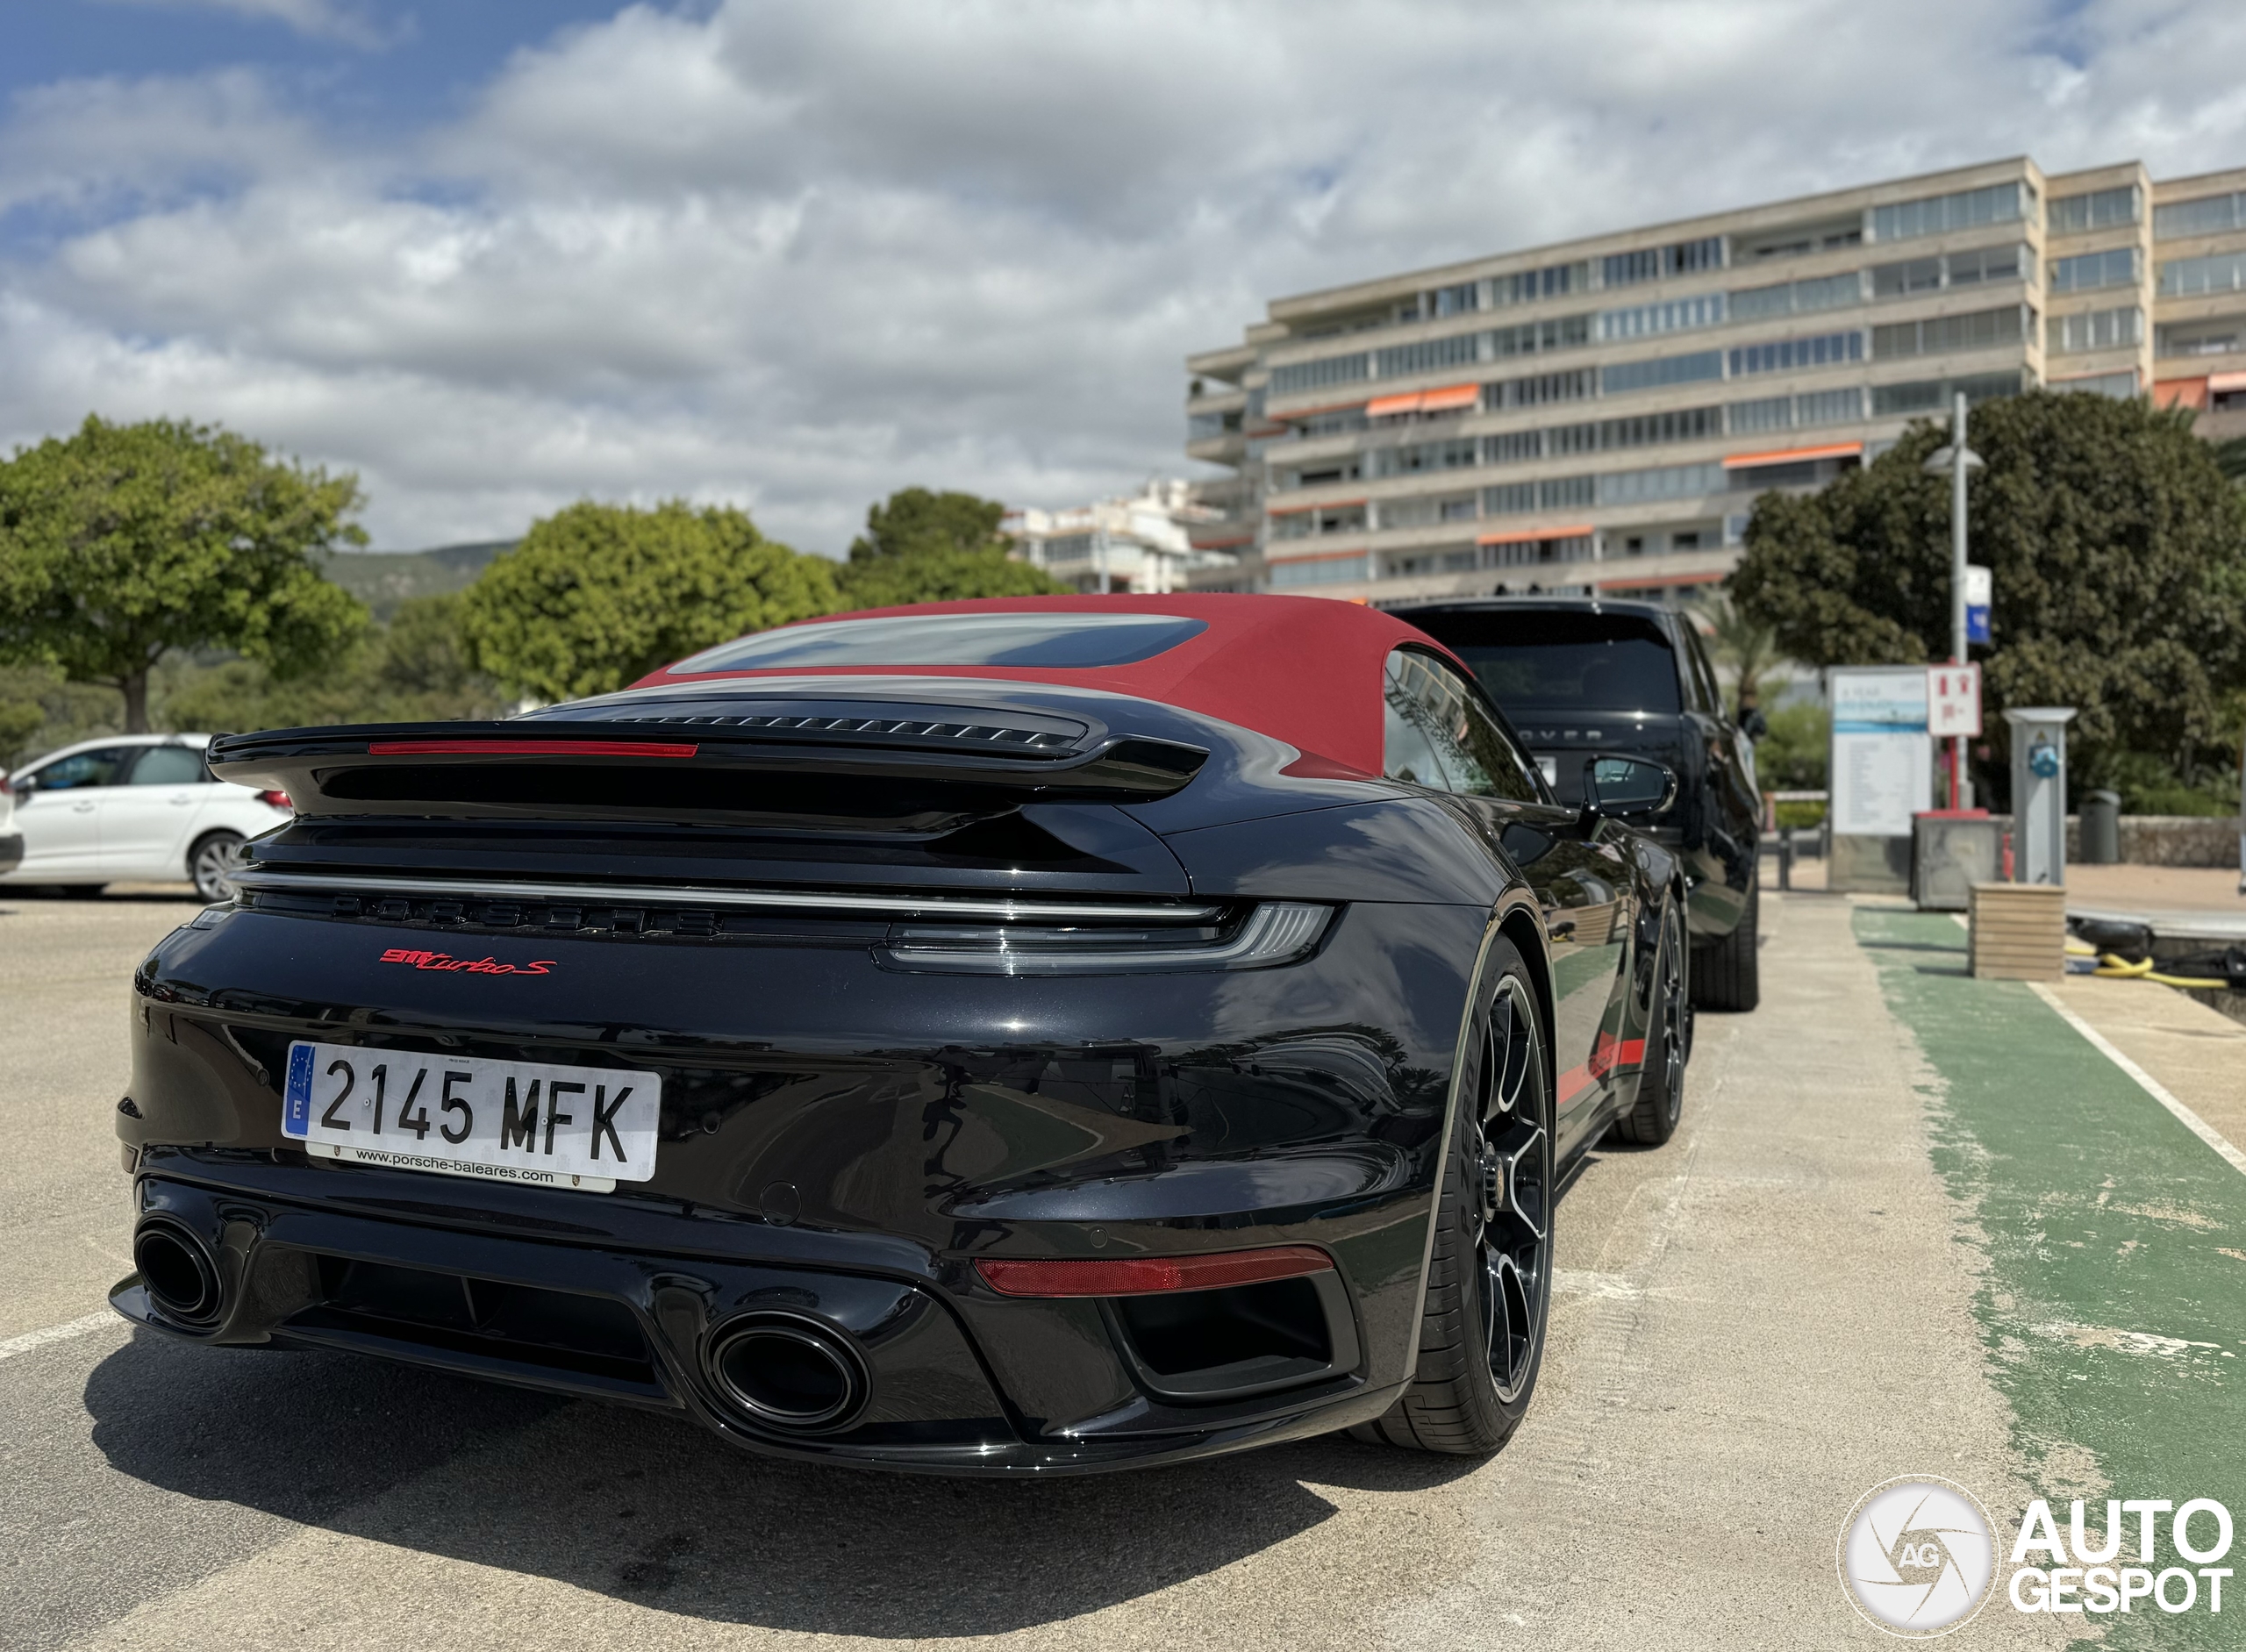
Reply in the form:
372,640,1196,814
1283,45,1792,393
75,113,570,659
1583,755,1677,819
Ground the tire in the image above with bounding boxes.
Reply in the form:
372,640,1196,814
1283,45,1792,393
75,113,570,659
1691,876,1760,1012
1613,898,1690,1146
188,830,246,905
58,884,105,899
1352,940,1552,1455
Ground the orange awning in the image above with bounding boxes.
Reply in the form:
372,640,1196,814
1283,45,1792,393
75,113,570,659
2154,377,2210,410
1365,383,1480,418
1477,524,1595,546
2208,370,2246,394
1722,440,1864,469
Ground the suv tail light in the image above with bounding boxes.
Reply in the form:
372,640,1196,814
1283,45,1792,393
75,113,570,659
257,790,291,811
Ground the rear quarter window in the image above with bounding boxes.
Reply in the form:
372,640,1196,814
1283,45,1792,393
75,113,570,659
1425,613,1683,717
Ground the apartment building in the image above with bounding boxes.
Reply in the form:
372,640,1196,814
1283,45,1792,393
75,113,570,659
1003,478,1241,593
1183,156,2246,605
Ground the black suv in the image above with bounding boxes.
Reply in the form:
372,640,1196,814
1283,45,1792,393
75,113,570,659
1396,597,1762,1012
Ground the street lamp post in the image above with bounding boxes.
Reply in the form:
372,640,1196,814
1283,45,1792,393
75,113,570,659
1922,392,1984,810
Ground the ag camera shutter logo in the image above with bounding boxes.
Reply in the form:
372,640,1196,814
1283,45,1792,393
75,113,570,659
1839,1477,1997,1637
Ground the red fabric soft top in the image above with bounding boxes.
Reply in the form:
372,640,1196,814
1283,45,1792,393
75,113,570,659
640,593,1462,777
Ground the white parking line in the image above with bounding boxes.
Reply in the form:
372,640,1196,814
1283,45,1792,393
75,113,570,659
2030,980,2246,1180
0,1310,124,1363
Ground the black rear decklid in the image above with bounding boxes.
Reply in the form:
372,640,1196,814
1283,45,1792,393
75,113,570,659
209,698,1207,827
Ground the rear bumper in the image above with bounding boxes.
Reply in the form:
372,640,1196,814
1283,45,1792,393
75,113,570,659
117,1159,1404,1474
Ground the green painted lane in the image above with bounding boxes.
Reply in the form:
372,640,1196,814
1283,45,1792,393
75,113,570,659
1856,907,2246,1647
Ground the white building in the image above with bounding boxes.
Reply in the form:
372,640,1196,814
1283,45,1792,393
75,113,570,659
1004,480,1242,594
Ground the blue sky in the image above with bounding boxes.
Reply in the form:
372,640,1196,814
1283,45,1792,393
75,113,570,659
3,0,2244,555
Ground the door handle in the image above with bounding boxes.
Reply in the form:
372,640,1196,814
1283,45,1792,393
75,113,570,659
170,794,193,805
72,801,96,813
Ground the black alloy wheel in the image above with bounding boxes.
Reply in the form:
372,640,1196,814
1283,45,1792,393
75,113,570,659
1615,898,1689,1145
1354,939,1553,1453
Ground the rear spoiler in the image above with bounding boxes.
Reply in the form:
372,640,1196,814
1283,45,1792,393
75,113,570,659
206,706,1209,822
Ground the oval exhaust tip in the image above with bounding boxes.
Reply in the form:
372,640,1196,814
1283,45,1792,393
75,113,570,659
133,1219,222,1324
705,1315,867,1433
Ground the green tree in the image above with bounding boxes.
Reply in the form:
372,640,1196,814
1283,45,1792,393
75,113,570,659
1698,590,1785,720
161,594,509,732
838,487,1064,608
458,501,839,702
0,416,369,732
1729,390,2246,788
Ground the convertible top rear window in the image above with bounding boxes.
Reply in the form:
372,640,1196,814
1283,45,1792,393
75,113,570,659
672,612,1208,674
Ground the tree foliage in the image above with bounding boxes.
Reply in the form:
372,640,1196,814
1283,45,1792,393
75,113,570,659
458,501,839,701
162,594,509,732
1729,390,2246,784
838,486,1064,608
0,416,369,731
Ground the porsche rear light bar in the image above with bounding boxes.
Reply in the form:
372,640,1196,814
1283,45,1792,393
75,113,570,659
366,740,700,759
974,1247,1334,1298
880,901,1331,975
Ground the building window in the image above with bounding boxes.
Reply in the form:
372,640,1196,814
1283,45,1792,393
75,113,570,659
2051,369,2140,399
1270,353,1370,396
2049,185,2142,235
1596,406,1720,448
1372,439,1479,477
2049,305,2143,354
1269,503,1367,540
1483,481,1538,514
1599,236,1725,290
1427,282,1480,318
1375,332,1484,379
1482,430,1545,465
1869,372,2023,417
1482,368,1596,411
1601,349,1725,394
1730,270,1864,320
1270,554,1367,587
1289,407,1370,439
1041,534,1094,563
1278,460,1362,490
2155,190,2246,240
1871,182,2029,242
1488,314,1593,358
1489,535,1594,568
2156,322,2244,359
1377,494,1479,530
1597,293,1726,341
1594,461,1725,505
1187,411,1241,440
1728,396,1794,434
1948,243,2031,287
1797,387,1865,426
2157,250,2246,298
1540,476,1594,510
1871,257,1942,299
1870,305,2029,359
1729,331,1864,376
2049,247,2140,293
1491,262,1587,306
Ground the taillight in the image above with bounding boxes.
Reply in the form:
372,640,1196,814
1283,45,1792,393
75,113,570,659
257,790,291,811
880,901,1331,976
974,1246,1334,1298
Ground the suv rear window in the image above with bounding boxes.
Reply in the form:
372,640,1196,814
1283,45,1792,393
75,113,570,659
1417,612,1681,716
670,612,1208,674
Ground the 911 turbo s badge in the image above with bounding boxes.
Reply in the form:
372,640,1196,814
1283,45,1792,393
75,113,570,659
378,948,555,976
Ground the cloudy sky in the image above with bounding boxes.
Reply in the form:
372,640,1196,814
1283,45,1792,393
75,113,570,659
4,0,2246,556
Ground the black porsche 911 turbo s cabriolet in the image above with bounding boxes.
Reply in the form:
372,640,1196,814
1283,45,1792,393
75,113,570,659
113,595,1691,1474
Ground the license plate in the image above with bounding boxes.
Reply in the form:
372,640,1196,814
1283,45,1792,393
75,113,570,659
282,1041,660,1193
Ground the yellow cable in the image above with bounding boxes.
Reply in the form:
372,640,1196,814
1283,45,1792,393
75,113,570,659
2085,953,2231,989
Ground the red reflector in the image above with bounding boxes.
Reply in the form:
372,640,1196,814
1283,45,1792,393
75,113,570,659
974,1246,1334,1298
256,790,291,810
365,740,700,759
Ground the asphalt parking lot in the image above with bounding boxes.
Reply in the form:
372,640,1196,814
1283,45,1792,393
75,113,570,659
5,883,2242,1649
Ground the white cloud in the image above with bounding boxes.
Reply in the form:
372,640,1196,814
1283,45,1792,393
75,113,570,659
7,0,2246,553
103,0,405,51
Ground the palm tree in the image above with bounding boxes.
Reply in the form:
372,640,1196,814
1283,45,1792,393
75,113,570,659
1699,590,1784,725
2213,435,2246,484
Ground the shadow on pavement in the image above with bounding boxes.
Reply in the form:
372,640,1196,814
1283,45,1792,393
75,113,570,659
88,1326,1479,1635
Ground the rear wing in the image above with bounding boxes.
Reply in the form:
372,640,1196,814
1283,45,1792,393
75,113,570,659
206,703,1207,826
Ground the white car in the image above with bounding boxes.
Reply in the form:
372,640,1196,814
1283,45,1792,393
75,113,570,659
1,734,291,902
